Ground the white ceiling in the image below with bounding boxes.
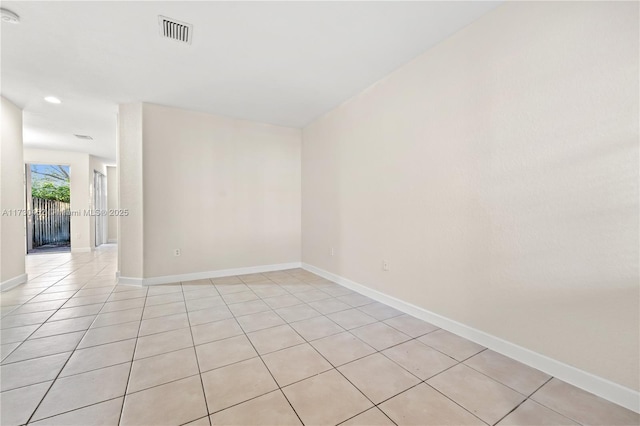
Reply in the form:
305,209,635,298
1,1,501,161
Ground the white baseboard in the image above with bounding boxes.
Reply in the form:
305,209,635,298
107,238,117,243
302,262,640,413
1,273,28,292
118,262,302,286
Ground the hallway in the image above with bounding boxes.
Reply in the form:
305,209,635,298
0,246,637,425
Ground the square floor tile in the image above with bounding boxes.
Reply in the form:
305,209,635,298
338,353,420,403
308,298,351,314
222,290,259,304
196,335,257,372
357,302,403,320
0,352,70,392
464,350,551,395
144,291,183,306
91,308,142,328
188,306,233,326
283,369,372,425
0,311,54,329
327,308,377,330
0,342,20,361
120,376,208,426
247,324,305,355
146,284,182,296
63,294,109,309
107,289,146,302
383,314,439,337
33,316,95,339
262,343,332,386
497,399,579,425
320,285,353,298
191,318,244,345
183,288,219,301
290,316,344,341
337,293,375,307
100,298,145,314
237,273,268,283
30,397,124,426
215,283,248,294
48,304,102,322
227,299,271,317
4,331,85,363
236,311,285,333
1,324,38,344
418,329,484,361
61,339,136,377
185,296,225,312
139,312,188,336
382,340,457,380
427,363,526,425
202,357,278,412
531,378,640,426
0,381,52,426
79,321,139,348
342,408,395,426
134,327,193,359
128,347,199,393
212,276,243,285
276,304,321,323
263,294,303,309
32,363,130,421
380,383,484,425
295,289,332,303
209,390,301,425
310,332,376,367
142,301,186,319
252,286,289,298
350,322,410,351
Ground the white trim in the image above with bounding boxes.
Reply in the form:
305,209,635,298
71,247,92,253
302,262,640,413
107,238,117,243
118,262,302,286
1,273,28,292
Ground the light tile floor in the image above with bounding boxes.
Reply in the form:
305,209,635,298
0,245,638,425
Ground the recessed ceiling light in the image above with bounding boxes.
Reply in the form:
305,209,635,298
0,8,20,24
44,96,61,104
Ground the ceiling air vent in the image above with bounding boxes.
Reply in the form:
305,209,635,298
158,15,192,45
74,134,93,141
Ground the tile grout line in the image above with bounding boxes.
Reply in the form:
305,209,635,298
180,278,213,426
116,277,149,426
218,273,307,426
21,251,120,424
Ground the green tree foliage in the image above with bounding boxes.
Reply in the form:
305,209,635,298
31,165,71,203
32,180,70,202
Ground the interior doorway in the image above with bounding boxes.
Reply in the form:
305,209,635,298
26,164,71,253
94,170,107,247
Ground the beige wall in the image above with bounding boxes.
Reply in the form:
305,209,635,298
302,1,639,392
1,97,26,285
118,103,301,279
23,149,92,252
107,166,118,243
118,103,144,278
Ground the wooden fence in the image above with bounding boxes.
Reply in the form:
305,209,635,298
32,197,70,247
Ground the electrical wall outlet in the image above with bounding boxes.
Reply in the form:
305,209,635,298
174,249,181,256
382,260,389,271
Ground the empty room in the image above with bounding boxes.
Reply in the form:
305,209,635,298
0,1,638,425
